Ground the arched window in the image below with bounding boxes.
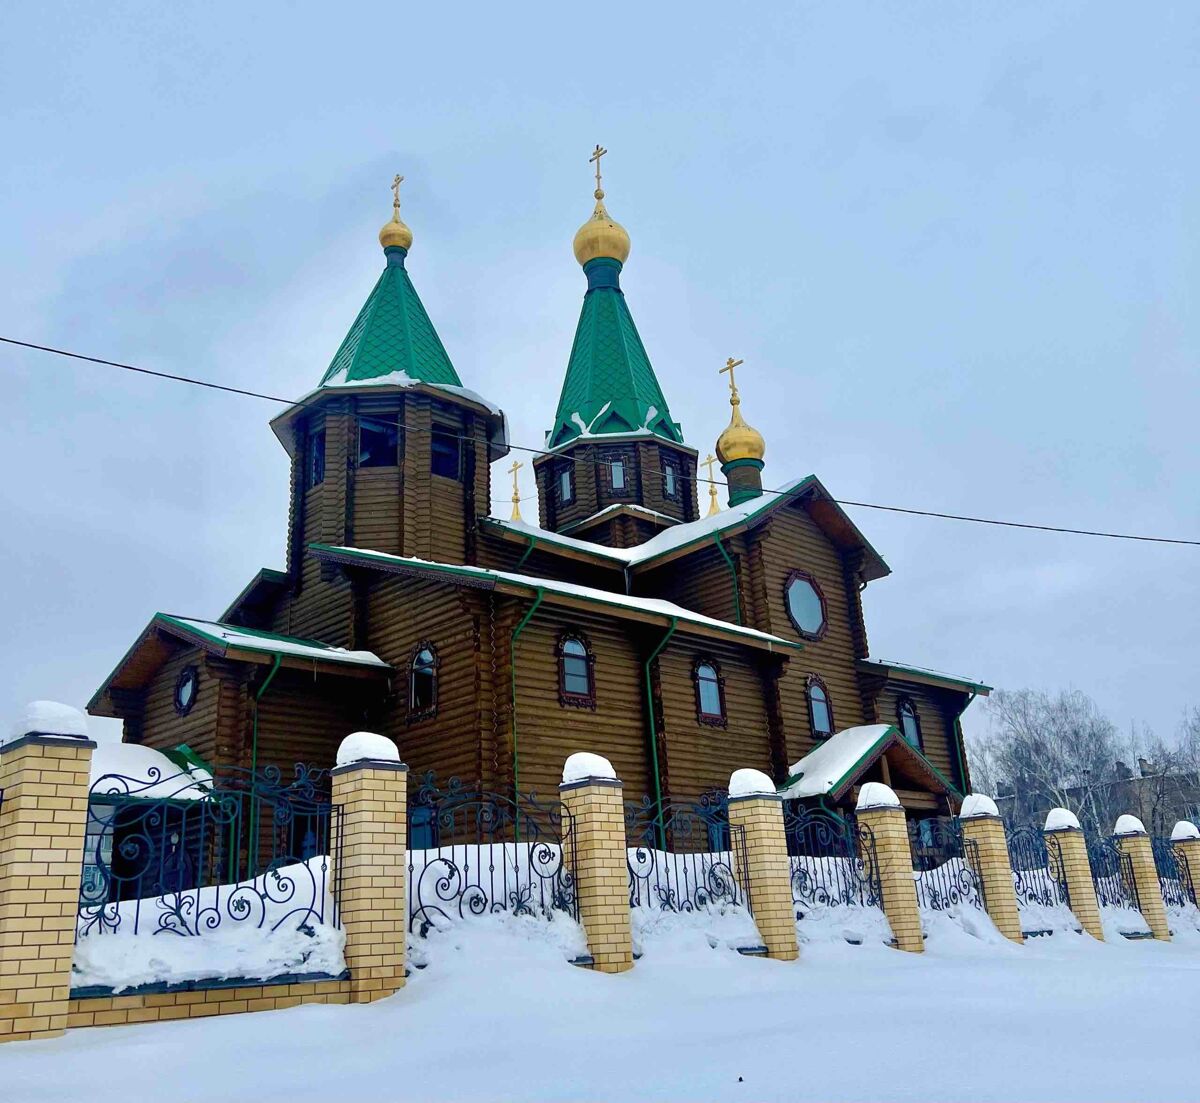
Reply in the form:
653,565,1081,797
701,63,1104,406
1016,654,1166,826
693,659,727,727
557,633,595,708
898,697,923,750
807,675,834,739
409,643,438,719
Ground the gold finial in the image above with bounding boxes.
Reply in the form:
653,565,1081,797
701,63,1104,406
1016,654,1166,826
508,460,524,522
589,144,607,200
379,172,413,251
715,356,766,465
574,144,630,266
702,453,721,517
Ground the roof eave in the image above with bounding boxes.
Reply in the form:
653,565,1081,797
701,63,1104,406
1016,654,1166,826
857,659,992,698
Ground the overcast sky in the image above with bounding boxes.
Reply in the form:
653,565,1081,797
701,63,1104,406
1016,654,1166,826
2,3,1196,747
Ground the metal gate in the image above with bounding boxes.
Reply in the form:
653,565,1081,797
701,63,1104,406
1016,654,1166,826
1152,836,1196,910
783,804,882,917
1005,823,1071,915
907,817,986,911
1085,834,1140,911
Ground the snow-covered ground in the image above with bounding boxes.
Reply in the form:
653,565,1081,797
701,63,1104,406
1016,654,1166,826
8,910,1200,1102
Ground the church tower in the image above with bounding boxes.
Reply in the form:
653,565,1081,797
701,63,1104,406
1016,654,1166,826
534,148,699,547
269,177,507,585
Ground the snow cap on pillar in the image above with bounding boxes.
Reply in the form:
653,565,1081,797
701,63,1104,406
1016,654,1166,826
1114,814,1147,836
1045,807,1081,831
336,731,401,767
1171,820,1200,842
729,768,776,798
960,793,1000,819
856,782,900,811
9,700,89,743
562,752,616,784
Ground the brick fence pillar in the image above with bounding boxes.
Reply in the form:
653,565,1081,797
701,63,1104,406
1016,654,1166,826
1114,815,1170,941
1,711,96,1044
1044,808,1103,941
855,783,923,953
727,769,798,962
330,733,407,1004
1171,821,1200,905
959,794,1023,943
559,753,633,974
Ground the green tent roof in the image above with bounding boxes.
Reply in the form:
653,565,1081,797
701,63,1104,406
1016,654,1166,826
546,258,683,450
319,247,462,388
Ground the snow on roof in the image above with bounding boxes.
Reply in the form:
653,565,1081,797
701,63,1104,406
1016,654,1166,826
486,477,816,568
777,725,894,800
89,742,212,801
564,503,679,530
859,658,992,695
310,546,798,651
160,615,390,668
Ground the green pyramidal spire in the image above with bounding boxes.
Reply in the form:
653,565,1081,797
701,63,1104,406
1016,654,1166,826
546,172,683,450
320,238,462,388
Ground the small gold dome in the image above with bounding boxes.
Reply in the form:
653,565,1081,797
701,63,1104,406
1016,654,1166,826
379,214,413,251
573,193,631,266
716,405,766,465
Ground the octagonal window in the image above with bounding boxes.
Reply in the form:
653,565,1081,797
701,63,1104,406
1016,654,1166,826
784,571,826,639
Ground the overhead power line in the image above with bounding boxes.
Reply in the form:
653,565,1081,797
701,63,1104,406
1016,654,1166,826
4,334,1198,549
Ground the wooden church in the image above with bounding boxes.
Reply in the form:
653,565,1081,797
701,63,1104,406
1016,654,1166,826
89,156,989,815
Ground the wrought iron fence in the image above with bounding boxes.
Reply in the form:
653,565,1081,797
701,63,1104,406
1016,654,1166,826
1085,834,1140,912
407,774,576,935
624,792,749,913
78,763,341,941
1005,823,1071,917
783,804,882,917
1152,836,1196,910
907,817,986,912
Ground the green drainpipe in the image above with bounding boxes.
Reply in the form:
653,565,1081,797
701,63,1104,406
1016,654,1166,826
712,535,742,625
643,617,678,847
510,588,545,805
818,795,847,826
242,653,282,880
516,533,538,571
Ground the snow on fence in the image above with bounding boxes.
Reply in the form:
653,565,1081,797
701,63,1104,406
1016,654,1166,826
907,817,986,914
406,774,576,935
1085,833,1151,938
783,804,883,923
1005,824,1076,935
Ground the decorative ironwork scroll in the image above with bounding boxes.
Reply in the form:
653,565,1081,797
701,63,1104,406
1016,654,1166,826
624,791,749,914
78,763,341,942
1152,836,1196,910
783,804,882,916
1006,823,1071,914
1085,834,1140,912
407,774,576,936
907,817,986,912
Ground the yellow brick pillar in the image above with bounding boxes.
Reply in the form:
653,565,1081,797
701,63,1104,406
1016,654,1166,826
1171,821,1200,904
855,783,923,953
1044,808,1103,941
727,769,799,962
959,794,1023,943
1114,815,1170,941
559,753,633,974
330,733,407,1004
0,705,96,1044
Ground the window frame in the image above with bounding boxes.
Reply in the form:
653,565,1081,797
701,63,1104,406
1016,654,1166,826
599,448,632,498
783,569,829,641
897,696,924,751
430,425,461,480
357,414,400,469
307,429,326,490
806,673,834,739
661,457,680,501
556,631,596,710
556,463,575,506
408,642,439,721
174,665,200,717
692,657,728,728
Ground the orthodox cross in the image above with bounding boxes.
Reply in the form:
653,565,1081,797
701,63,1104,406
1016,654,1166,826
720,356,744,402
391,173,404,218
702,453,721,517
508,459,523,522
590,145,607,197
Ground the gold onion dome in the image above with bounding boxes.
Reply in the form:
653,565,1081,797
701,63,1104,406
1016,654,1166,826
715,357,766,464
573,145,630,266
379,173,413,251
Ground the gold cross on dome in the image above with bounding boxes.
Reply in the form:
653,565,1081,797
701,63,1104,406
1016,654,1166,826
508,460,524,521
719,357,744,398
390,174,404,215
702,453,721,517
589,145,607,196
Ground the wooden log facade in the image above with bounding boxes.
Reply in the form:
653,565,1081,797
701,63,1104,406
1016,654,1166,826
88,194,988,819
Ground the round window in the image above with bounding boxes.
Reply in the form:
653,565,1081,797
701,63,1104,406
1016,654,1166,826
784,572,826,638
174,666,199,716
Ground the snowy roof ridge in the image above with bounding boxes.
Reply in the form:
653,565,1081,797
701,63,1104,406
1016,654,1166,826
563,503,680,531
158,615,390,668
309,545,799,652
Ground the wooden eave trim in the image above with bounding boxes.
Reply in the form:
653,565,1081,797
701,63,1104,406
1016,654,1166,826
824,728,962,804
856,660,991,698
477,520,628,571
218,646,389,680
